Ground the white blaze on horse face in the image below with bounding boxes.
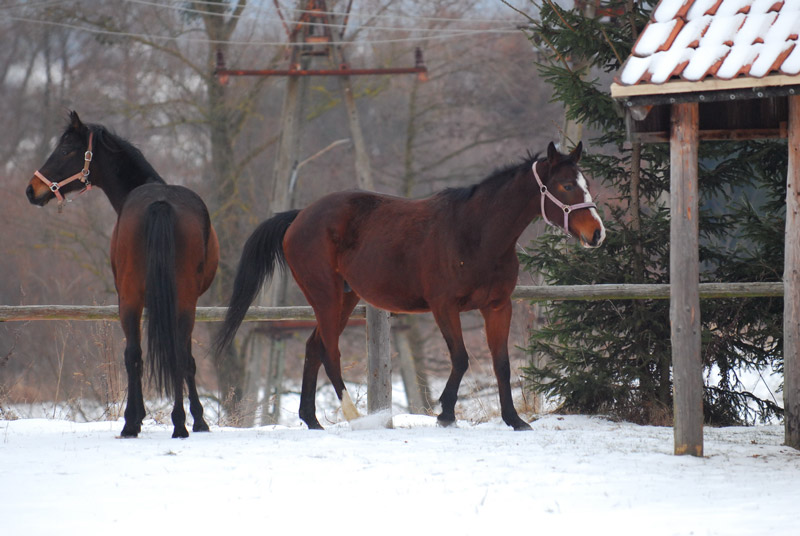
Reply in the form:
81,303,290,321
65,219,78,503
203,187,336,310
577,171,606,246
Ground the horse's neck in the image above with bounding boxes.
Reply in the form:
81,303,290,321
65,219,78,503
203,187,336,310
463,170,540,255
96,152,156,215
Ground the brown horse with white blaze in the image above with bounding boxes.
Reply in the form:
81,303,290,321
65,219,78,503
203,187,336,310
26,112,219,438
216,141,604,430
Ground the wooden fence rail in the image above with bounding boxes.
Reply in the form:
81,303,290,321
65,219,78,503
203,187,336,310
0,282,784,322
0,281,785,431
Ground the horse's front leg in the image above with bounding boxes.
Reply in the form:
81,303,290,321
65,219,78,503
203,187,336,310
480,300,531,431
431,305,469,427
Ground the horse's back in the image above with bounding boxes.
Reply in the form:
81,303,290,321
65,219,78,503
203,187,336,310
111,183,217,304
284,188,520,313
284,189,453,312
286,189,433,258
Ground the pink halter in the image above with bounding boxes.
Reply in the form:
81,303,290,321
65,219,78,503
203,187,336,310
532,160,597,233
34,132,94,211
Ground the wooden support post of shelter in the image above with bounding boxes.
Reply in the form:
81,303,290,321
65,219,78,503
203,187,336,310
611,0,800,453
785,96,800,449
670,102,703,456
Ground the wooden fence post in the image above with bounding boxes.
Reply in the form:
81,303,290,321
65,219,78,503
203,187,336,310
670,102,703,456
784,95,800,449
366,305,391,414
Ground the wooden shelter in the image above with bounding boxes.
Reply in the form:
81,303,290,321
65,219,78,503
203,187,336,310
610,0,800,455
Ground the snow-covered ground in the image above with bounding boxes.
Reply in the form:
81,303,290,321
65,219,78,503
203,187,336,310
1,413,798,536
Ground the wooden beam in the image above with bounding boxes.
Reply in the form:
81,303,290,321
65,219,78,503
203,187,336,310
511,282,782,301
0,304,366,323
0,283,784,322
784,95,800,449
670,102,704,457
633,128,786,144
611,74,800,98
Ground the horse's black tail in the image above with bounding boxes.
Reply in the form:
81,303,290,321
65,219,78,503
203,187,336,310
144,200,182,398
214,209,301,356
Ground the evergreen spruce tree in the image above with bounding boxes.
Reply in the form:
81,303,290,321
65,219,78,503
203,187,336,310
518,0,783,425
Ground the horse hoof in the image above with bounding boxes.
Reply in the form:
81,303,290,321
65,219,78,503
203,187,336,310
172,427,189,439
513,421,533,431
437,415,456,428
120,425,140,438
193,421,210,433
306,421,324,430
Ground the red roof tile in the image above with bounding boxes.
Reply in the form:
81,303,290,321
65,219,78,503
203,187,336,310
616,0,800,88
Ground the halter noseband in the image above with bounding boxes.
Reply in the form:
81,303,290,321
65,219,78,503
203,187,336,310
34,132,94,211
532,160,596,233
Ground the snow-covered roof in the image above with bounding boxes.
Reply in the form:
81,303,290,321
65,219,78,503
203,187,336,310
612,0,800,97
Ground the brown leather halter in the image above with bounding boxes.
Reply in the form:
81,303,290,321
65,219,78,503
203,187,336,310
34,132,94,211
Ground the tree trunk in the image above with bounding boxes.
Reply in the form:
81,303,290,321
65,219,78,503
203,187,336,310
394,316,434,414
197,0,249,422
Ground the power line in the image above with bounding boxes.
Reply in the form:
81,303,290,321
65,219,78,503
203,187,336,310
183,0,524,25
4,13,521,47
0,0,70,11
120,0,521,34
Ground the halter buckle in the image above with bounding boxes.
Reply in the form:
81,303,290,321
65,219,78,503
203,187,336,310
49,183,60,193
84,150,93,162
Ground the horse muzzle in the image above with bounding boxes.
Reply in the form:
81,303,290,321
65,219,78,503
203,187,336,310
580,227,605,248
26,181,51,207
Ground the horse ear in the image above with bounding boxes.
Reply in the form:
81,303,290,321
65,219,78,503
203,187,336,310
69,111,87,134
568,141,583,164
547,142,559,164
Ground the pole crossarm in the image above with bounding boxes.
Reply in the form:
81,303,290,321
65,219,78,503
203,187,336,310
0,283,783,322
216,67,428,78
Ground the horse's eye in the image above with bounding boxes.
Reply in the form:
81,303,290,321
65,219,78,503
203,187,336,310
563,184,573,192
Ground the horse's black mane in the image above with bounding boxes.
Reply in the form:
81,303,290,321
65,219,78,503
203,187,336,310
439,153,540,204
85,122,166,185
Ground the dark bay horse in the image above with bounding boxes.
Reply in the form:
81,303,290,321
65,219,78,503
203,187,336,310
216,142,604,430
26,112,219,438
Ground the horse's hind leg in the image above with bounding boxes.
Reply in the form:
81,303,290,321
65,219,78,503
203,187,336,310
299,328,325,429
183,314,208,432
298,290,361,429
170,313,194,439
171,378,188,439
431,305,469,427
186,354,209,432
481,301,531,431
120,306,146,438
317,290,362,420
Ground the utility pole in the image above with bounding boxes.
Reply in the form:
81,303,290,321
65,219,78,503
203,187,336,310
215,0,427,425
